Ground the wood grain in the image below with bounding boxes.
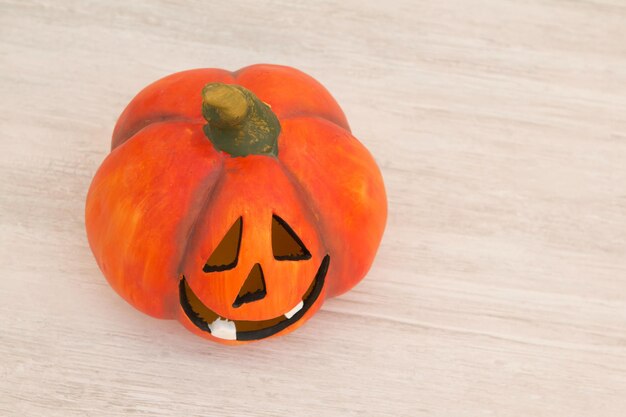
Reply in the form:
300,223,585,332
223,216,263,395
1,0,625,415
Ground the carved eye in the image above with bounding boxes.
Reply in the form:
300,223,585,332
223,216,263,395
203,217,242,272
272,215,311,261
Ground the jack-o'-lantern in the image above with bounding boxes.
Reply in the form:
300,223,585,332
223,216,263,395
85,64,387,344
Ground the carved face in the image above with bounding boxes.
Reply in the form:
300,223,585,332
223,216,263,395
177,156,330,343
180,214,329,341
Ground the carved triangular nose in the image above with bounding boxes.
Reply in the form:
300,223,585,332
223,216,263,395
232,263,267,308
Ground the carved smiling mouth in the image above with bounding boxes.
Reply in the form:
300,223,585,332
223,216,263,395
180,255,329,341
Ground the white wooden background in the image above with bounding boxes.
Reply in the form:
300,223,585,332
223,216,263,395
1,1,626,416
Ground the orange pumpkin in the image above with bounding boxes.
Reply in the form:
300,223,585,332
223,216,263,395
85,64,387,344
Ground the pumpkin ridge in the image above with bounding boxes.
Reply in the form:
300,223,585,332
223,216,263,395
174,163,227,283
85,121,226,318
112,117,204,150
111,68,236,149
276,116,387,297
233,64,350,131
276,160,331,264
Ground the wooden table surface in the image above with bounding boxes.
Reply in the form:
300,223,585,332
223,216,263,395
2,1,625,416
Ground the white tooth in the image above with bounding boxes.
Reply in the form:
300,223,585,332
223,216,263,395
284,301,304,319
208,318,237,340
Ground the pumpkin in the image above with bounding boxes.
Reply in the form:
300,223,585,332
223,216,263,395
85,64,387,344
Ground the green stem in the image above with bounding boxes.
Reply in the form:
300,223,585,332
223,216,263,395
201,83,281,157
